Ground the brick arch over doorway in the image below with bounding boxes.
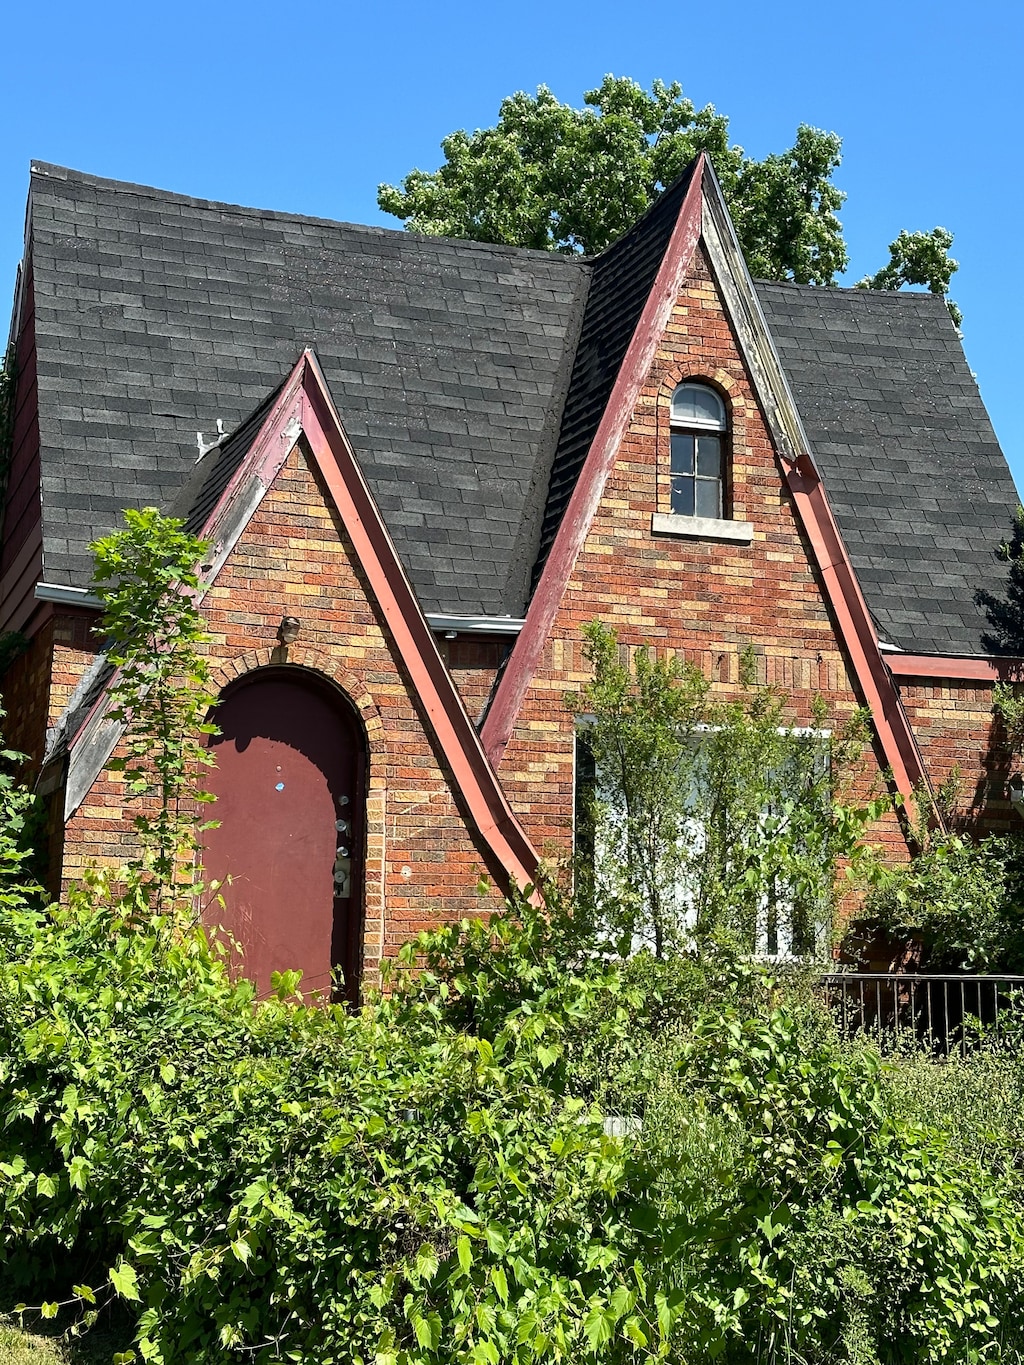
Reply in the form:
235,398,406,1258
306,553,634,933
202,662,377,1000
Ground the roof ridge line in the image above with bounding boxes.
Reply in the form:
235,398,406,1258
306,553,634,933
27,160,594,267
753,274,948,304
585,159,702,264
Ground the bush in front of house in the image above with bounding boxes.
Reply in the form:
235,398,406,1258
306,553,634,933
417,904,1024,1364
0,879,673,1364
860,828,1024,974
4,885,1024,1364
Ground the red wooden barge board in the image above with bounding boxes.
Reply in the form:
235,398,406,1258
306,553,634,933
480,155,707,767
781,454,928,803
885,654,1023,682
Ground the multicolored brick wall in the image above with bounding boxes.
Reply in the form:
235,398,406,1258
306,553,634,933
897,678,1015,832
2,608,101,765
496,245,906,867
59,439,506,981
438,636,509,725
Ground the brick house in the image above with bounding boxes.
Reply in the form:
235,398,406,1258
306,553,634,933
1,155,1020,995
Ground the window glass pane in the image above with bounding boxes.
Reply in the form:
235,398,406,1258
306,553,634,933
671,476,695,516
670,432,694,475
696,435,721,477
695,478,721,518
671,383,725,429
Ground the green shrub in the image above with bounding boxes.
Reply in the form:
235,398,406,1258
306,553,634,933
648,990,1024,1362
0,883,688,1364
862,832,1024,973
4,887,1024,1362
414,912,1024,1363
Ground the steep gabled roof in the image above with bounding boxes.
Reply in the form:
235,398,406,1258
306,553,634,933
755,282,1018,656
25,162,588,617
482,160,933,813
12,159,1019,665
532,163,698,581
54,352,541,894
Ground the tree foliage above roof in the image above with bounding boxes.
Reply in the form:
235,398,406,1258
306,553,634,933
857,226,962,326
379,77,846,285
379,76,960,310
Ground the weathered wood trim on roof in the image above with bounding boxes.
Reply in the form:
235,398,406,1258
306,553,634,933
884,653,1024,683
62,351,540,895
700,163,810,465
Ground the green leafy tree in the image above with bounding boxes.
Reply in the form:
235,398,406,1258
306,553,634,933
90,508,217,909
379,76,960,316
379,77,847,285
0,343,16,476
568,623,877,958
857,225,962,326
0,715,42,918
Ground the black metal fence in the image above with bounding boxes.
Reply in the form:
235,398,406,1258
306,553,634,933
822,973,1024,1054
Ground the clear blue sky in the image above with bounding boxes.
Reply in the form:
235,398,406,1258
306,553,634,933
4,0,1022,487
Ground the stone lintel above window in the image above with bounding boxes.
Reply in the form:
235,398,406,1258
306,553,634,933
651,512,754,543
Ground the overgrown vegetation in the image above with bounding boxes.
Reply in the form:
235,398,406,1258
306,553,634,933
4,893,1024,1362
0,344,16,481
862,828,1024,973
569,622,881,960
857,685,1024,974
90,508,216,909
3,514,1024,1361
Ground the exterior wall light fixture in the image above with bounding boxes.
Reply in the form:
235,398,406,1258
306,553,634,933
277,616,301,646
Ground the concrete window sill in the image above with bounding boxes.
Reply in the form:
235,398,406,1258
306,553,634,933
651,512,754,543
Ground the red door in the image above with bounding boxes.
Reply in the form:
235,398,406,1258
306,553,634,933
202,668,364,1000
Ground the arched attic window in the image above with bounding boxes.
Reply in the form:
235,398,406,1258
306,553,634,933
670,382,727,519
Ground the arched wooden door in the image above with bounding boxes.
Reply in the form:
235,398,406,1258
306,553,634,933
202,668,365,1001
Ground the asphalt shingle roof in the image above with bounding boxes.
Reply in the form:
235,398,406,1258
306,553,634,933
533,166,695,581
17,162,1021,655
26,162,587,617
755,281,1019,655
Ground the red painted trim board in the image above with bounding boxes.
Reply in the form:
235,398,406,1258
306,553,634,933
480,155,707,767
885,654,1023,683
782,455,927,801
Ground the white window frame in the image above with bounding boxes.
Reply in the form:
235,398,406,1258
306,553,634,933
574,722,832,962
669,382,727,521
